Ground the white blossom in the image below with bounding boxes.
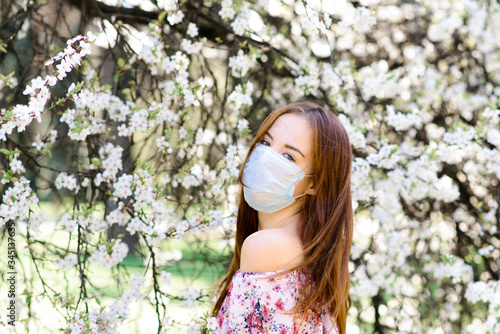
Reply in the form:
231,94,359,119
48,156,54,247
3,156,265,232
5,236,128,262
186,23,199,37
219,0,235,20
89,239,128,269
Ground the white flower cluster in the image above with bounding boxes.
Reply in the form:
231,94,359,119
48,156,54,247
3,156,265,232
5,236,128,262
320,63,343,96
227,82,254,110
428,175,460,203
436,143,464,165
132,169,156,211
386,105,422,131
465,280,500,333
339,6,376,34
59,89,113,141
351,158,373,203
106,203,131,227
122,273,146,302
207,209,224,227
401,154,442,202
367,144,400,169
54,253,78,272
0,32,95,141
68,273,145,334
181,38,204,55
428,13,462,42
89,239,129,269
361,70,399,100
0,177,38,226
27,211,46,236
139,34,164,73
55,172,78,191
108,92,135,122
337,114,366,149
187,22,198,37
159,271,172,285
300,4,328,36
176,219,190,236
350,264,381,298
236,118,249,132
144,225,166,246
162,0,184,25
32,133,45,151
180,287,202,308
219,0,235,20
126,216,142,235
113,174,133,199
434,256,474,284
228,50,254,78
487,127,500,147
231,7,250,35
465,280,500,304
482,147,500,178
220,144,242,180
60,213,107,234
206,317,217,330
95,143,124,185
482,107,500,122
442,126,476,149
181,173,202,189
9,153,25,174
295,60,320,95
162,51,189,75
31,130,57,151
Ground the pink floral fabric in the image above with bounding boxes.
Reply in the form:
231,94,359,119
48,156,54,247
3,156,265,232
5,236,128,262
215,269,339,334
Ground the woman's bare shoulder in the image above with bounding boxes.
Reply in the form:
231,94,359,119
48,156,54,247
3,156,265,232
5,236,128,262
239,228,304,273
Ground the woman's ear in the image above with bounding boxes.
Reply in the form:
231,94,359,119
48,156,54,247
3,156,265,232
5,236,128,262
305,181,317,196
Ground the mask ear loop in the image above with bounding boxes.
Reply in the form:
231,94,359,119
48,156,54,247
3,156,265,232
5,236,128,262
293,193,308,199
293,174,314,199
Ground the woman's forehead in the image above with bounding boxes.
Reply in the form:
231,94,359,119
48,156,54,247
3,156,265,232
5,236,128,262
267,114,313,150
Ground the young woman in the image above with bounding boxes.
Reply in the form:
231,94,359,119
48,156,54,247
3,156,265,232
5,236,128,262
212,101,353,334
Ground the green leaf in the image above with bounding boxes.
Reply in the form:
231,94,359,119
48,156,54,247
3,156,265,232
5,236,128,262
158,11,167,23
0,148,10,155
0,39,7,53
2,109,13,120
117,57,125,68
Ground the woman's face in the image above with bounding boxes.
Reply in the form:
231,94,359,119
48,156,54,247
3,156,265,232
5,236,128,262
258,113,314,197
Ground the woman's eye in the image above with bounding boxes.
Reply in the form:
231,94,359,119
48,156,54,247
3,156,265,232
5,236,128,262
283,153,295,162
259,139,270,146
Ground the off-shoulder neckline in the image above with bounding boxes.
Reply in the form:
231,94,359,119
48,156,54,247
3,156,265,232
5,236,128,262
235,268,304,275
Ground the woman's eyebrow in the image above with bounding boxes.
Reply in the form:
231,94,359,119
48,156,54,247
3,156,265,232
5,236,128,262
285,144,305,158
265,131,305,158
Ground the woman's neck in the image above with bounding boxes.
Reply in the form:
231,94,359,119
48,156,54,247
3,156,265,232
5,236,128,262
257,202,302,230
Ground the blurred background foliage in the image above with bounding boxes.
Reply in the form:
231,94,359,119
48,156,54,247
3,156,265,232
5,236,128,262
0,0,500,333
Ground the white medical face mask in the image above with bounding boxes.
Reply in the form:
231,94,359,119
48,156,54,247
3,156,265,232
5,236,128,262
242,144,313,213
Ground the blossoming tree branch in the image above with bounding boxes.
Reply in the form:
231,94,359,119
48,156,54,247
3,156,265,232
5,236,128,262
0,0,499,333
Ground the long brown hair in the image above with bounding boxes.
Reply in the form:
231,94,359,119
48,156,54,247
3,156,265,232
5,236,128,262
212,101,353,333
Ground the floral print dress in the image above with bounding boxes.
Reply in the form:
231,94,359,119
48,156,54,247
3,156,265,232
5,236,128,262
215,269,339,334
